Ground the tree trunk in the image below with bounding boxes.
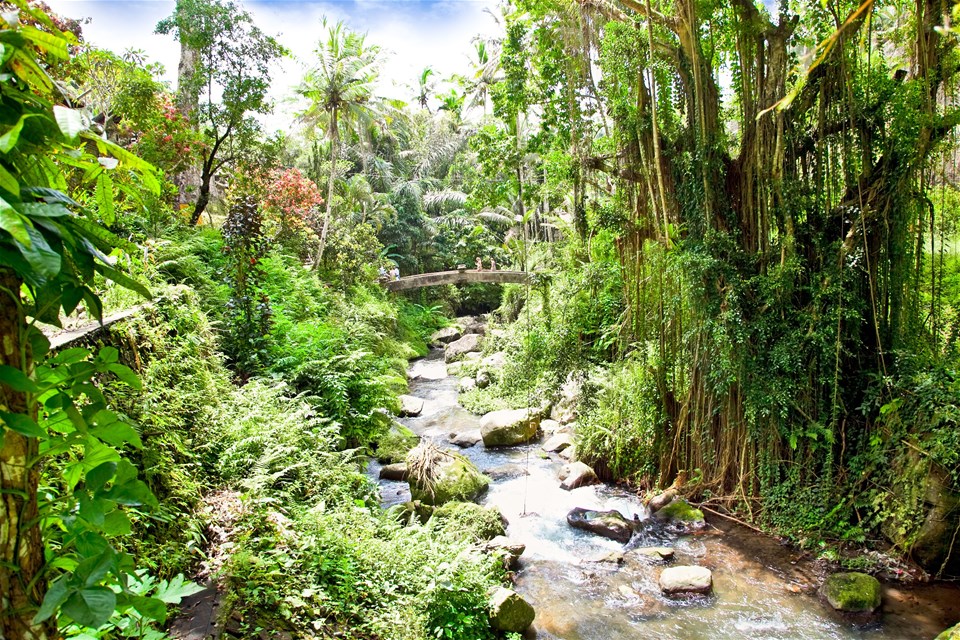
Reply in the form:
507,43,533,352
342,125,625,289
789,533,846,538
174,40,201,211
318,108,339,266
0,268,54,639
189,159,213,226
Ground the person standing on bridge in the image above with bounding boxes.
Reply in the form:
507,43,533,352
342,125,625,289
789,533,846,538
475,256,483,271
392,265,400,281
490,257,496,271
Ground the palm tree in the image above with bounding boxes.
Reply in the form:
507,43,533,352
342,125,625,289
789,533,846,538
415,66,435,111
297,18,381,264
465,40,500,116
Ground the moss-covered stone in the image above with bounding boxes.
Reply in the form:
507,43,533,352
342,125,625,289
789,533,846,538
935,623,959,640
375,424,419,464
489,587,535,633
430,501,506,541
407,451,490,505
819,572,882,612
480,409,540,447
655,499,705,523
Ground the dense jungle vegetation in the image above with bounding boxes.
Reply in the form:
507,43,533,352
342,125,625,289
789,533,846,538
0,0,959,636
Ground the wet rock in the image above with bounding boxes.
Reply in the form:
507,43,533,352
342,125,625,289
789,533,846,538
590,551,624,565
458,376,477,393
488,587,535,633
819,572,882,613
480,408,540,447
449,430,482,448
379,463,409,481
482,535,526,569
398,394,425,417
558,445,576,461
936,624,960,640
542,432,573,453
660,565,713,595
559,461,598,490
540,418,562,434
652,498,706,533
430,326,462,346
406,444,490,506
648,489,677,513
567,507,635,543
475,370,492,389
481,352,507,369
631,546,675,561
445,333,482,363
375,423,419,464
485,464,529,481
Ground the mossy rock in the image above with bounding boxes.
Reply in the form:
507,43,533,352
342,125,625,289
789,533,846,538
653,499,705,533
407,450,490,506
488,587,535,633
430,501,506,541
935,624,960,640
375,424,419,464
819,572,882,612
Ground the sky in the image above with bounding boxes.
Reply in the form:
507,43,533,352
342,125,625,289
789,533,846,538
46,0,503,132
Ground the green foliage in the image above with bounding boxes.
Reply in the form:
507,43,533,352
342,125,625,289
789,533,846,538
206,378,375,507
429,502,506,543
221,198,272,377
105,288,230,577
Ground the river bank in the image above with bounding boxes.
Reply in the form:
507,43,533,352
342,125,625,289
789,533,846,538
374,346,960,639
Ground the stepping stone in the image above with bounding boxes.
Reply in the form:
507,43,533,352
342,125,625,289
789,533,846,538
398,394,424,417
660,565,712,595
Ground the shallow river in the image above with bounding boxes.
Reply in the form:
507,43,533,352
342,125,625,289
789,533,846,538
371,350,960,640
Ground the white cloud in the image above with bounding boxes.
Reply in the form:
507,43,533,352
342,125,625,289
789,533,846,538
46,0,502,133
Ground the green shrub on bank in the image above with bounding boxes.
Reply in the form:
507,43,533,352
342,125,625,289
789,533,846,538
222,502,506,639
106,287,232,577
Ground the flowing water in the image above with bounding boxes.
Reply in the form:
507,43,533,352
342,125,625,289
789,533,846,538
371,350,960,640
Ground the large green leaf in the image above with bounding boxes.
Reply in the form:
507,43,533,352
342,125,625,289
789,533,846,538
0,364,40,392
0,197,31,245
53,105,86,141
0,113,37,152
0,411,46,438
0,162,20,195
18,223,60,279
93,261,151,300
19,25,69,60
61,587,116,628
33,575,70,624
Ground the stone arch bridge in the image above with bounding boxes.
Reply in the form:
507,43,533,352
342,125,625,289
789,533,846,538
382,269,537,292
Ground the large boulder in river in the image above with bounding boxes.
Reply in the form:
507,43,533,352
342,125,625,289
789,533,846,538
480,409,540,447
379,463,409,481
445,333,482,362
449,430,482,448
542,432,573,453
398,394,424,417
430,326,462,346
819,572,882,612
558,461,598,490
488,587,535,633
406,443,490,506
567,507,635,543
660,566,713,595
653,498,706,533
